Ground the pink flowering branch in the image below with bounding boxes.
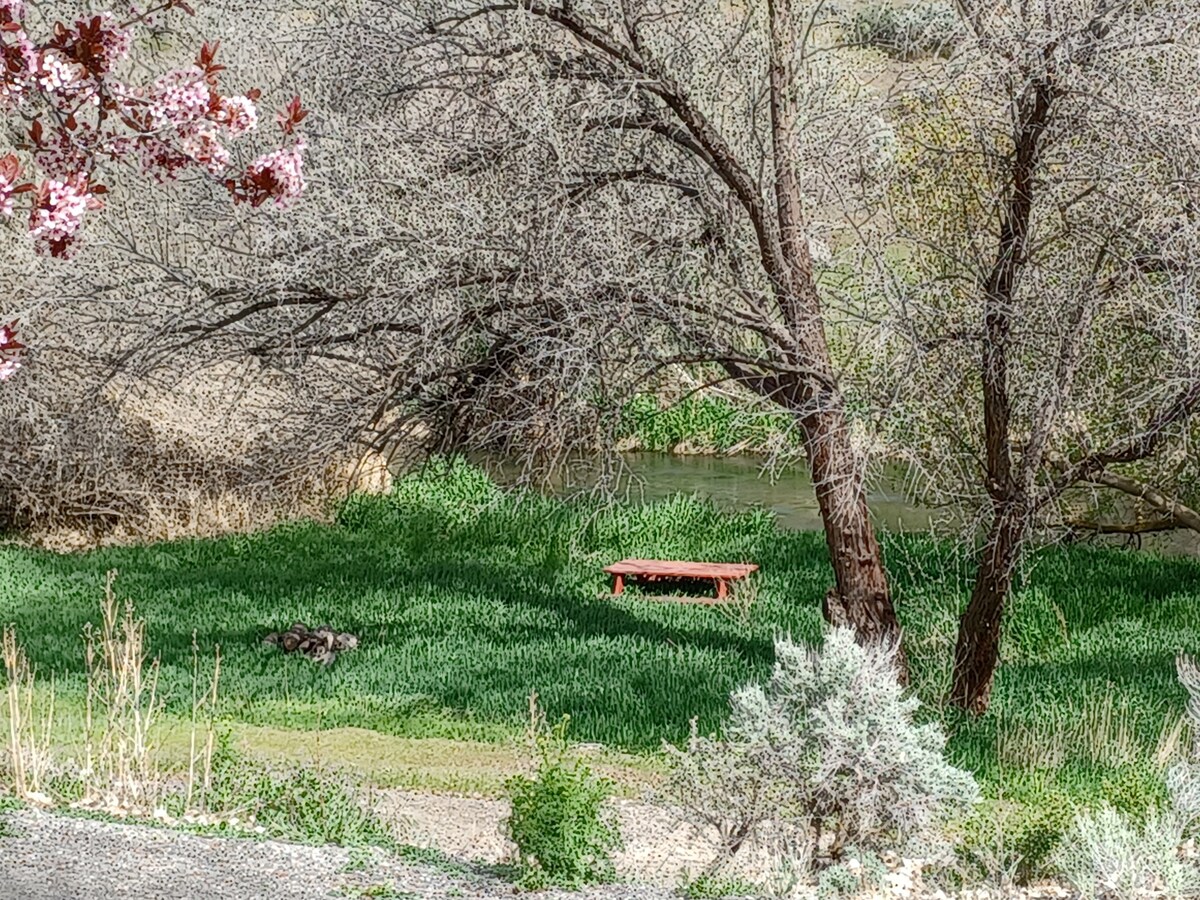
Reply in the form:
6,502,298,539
0,1,305,259
0,0,305,379
0,321,22,380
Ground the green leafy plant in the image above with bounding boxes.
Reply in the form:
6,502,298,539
1101,763,1170,827
676,872,761,898
338,885,414,899
817,863,860,900
198,735,395,848
502,697,621,889
951,790,1076,887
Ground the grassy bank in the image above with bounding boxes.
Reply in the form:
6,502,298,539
2,459,1199,815
616,393,798,454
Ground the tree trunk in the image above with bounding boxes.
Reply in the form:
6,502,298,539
950,505,1028,712
801,403,907,682
762,0,905,680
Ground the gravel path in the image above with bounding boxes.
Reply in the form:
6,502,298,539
0,808,680,900
374,789,748,885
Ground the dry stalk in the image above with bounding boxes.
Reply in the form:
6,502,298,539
185,634,222,813
2,625,55,802
80,569,163,814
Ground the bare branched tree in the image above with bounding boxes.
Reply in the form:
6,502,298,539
66,0,909,662
871,0,1200,711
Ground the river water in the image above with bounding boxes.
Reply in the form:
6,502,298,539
486,452,937,533
487,452,1200,556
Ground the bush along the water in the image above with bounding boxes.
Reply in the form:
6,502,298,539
503,703,621,890
616,392,797,454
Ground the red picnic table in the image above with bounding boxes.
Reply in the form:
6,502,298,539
602,558,759,603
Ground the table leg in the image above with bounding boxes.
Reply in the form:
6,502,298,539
612,573,625,596
715,579,728,601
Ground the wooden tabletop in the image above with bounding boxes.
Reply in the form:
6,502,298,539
602,559,759,578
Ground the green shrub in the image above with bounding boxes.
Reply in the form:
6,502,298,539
1101,764,1170,827
503,714,621,889
817,863,861,900
616,393,796,454
849,2,961,58
953,791,1076,886
197,737,395,848
0,793,19,836
676,872,761,899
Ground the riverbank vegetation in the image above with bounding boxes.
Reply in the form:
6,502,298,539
616,394,799,456
3,463,1197,858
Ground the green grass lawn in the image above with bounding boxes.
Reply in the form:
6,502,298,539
2,458,1200,813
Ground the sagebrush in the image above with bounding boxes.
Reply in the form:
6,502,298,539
1052,654,1200,898
662,628,979,871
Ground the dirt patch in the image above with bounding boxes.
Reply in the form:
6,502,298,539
376,788,771,887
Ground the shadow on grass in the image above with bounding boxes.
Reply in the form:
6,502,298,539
6,496,1200,763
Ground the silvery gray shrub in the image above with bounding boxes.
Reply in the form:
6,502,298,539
661,628,979,872
1053,655,1200,899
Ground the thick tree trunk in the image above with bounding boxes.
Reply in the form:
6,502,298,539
950,506,1027,713
760,0,904,679
800,404,907,682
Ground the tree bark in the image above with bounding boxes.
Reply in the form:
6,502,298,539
760,0,904,677
950,505,1027,712
805,406,907,680
949,75,1053,713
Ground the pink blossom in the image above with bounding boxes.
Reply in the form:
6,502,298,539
37,50,80,92
0,320,21,381
0,26,37,106
145,67,210,129
77,13,133,67
220,95,257,136
241,139,306,208
0,165,20,217
178,122,230,175
0,14,304,261
133,137,194,182
29,175,103,256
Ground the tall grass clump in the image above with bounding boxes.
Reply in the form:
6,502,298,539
1052,655,1200,899
662,628,978,878
80,569,165,813
2,624,54,802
